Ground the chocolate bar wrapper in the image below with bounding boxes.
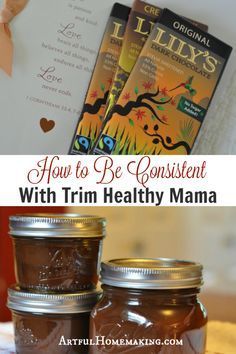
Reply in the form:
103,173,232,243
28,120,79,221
69,3,130,155
102,0,208,124
103,0,162,121
92,9,232,155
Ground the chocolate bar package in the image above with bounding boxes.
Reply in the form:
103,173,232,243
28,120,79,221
103,0,208,126
92,9,232,155
103,0,162,121
69,3,130,155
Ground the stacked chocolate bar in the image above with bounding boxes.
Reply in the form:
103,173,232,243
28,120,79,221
70,0,232,156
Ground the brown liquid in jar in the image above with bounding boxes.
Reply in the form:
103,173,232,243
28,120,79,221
90,286,207,354
12,237,102,292
13,311,90,354
9,214,106,293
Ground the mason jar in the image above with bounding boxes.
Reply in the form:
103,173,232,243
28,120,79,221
9,214,106,292
8,285,102,354
90,258,208,354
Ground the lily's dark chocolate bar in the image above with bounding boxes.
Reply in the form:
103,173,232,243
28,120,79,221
92,9,232,155
102,0,208,124
102,0,162,121
69,3,130,155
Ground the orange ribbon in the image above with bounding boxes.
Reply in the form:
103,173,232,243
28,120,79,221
0,0,28,76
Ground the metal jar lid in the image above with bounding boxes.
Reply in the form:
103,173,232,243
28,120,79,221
9,214,106,238
101,258,203,290
8,286,102,314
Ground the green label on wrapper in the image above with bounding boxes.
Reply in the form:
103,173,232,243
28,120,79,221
177,97,206,122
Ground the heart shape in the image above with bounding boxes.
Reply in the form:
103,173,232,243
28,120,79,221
40,118,55,133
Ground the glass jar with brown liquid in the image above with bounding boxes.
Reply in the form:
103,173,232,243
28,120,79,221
8,285,102,354
9,214,106,293
90,258,208,354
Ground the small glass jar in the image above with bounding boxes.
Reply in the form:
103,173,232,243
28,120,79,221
8,285,102,354
90,258,208,354
9,214,106,292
